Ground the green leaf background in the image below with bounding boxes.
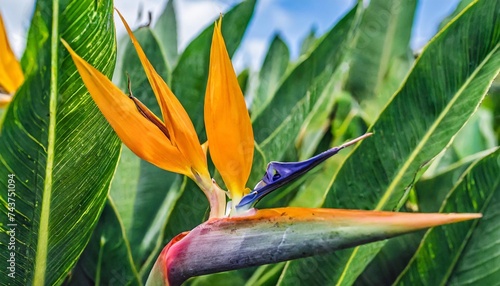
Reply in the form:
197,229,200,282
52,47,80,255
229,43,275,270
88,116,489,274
1,0,499,285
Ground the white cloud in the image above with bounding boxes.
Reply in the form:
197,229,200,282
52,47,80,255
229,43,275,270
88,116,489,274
175,0,233,50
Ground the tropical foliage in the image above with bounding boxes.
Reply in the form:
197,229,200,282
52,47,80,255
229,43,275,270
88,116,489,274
0,0,498,285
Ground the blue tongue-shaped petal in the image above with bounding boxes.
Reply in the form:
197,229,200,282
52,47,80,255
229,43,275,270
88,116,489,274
236,133,372,210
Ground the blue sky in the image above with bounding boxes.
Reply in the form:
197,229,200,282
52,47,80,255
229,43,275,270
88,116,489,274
0,0,460,71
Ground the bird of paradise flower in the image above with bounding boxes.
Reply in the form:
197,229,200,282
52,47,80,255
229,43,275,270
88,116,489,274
62,10,481,286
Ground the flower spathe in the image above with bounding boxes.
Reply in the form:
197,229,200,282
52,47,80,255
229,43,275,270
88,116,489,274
148,208,481,286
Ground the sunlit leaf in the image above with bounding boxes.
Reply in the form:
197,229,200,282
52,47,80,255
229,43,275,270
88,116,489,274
0,0,119,284
278,0,500,284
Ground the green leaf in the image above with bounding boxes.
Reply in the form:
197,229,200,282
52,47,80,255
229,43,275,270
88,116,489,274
395,147,500,285
109,146,140,231
186,271,246,286
171,0,256,138
237,68,250,95
138,178,208,279
416,148,498,213
248,142,268,188
427,108,497,173
356,152,498,285
447,188,500,284
246,263,286,286
252,6,359,162
128,164,180,267
250,34,290,119
295,70,350,161
438,0,475,30
154,0,179,68
66,199,141,286
0,0,120,284
354,228,425,286
345,0,416,120
278,0,500,284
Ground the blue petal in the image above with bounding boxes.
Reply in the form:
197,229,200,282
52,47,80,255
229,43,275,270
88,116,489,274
236,133,372,210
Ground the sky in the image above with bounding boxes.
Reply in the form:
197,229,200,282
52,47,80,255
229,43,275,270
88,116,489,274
0,0,460,71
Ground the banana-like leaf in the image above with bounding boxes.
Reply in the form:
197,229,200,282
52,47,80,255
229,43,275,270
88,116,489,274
147,208,479,286
425,108,497,175
299,27,318,56
416,147,498,213
188,272,246,286
109,146,141,232
0,0,120,284
345,0,416,120
295,67,349,161
395,148,500,285
237,68,250,95
438,0,475,30
246,263,286,286
278,0,500,284
250,34,290,119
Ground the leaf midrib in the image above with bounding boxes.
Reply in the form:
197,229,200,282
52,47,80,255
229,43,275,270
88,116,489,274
375,42,499,211
33,0,59,284
392,151,500,285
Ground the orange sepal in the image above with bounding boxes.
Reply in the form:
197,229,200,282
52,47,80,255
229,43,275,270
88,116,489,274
62,40,192,177
204,19,254,203
115,10,209,180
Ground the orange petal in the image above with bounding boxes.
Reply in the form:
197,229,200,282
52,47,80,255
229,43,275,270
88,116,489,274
62,40,192,177
0,13,24,94
115,10,209,180
204,19,254,203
